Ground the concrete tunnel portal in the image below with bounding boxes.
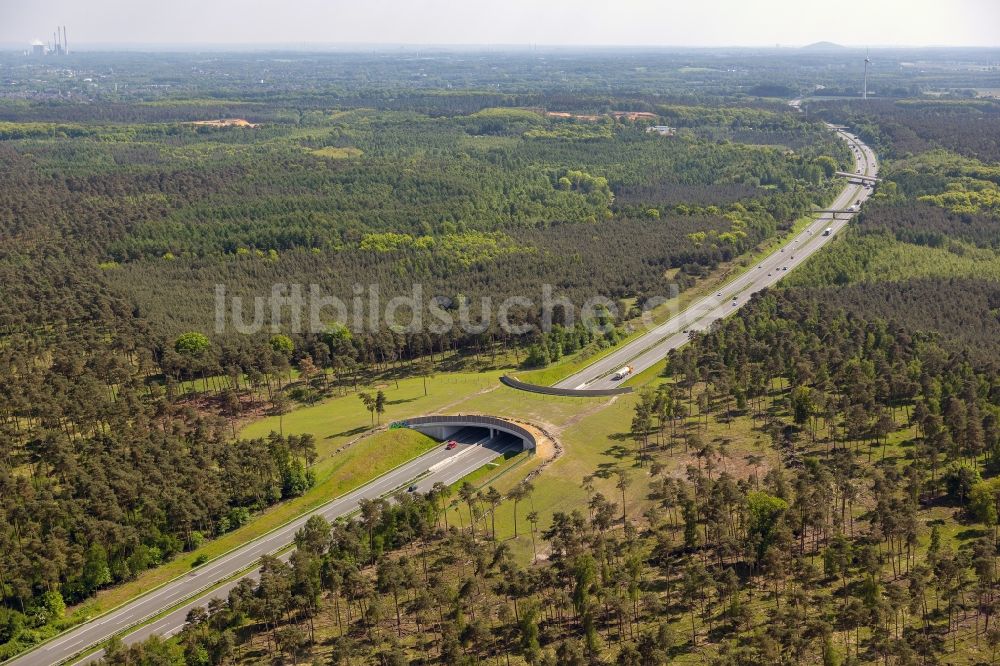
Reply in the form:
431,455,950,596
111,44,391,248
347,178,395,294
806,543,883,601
395,415,536,452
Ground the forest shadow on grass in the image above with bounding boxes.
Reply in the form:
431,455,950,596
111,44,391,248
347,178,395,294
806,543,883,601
603,444,632,460
326,426,368,440
956,528,989,541
593,463,619,479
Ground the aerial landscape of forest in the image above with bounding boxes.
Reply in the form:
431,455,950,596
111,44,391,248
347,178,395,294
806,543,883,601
2,3,1000,664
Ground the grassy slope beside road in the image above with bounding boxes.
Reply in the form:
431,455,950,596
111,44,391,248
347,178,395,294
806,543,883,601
69,372,498,619
46,130,859,658
70,175,853,622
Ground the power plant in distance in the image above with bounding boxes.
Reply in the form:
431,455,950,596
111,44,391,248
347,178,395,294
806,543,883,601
29,26,69,56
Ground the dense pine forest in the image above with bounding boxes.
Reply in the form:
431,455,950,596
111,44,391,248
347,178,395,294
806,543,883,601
0,49,855,660
96,91,1000,665
1,102,844,339
3,46,1000,665
95,285,1000,665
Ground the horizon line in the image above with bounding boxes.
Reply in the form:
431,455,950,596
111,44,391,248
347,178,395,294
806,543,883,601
4,41,1000,52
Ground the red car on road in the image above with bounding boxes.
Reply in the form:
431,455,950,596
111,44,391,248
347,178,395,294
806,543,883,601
445,440,457,450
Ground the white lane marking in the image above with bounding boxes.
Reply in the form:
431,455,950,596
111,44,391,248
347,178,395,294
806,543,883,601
53,442,507,662
32,435,529,662
427,442,486,473
574,134,875,385
44,636,73,651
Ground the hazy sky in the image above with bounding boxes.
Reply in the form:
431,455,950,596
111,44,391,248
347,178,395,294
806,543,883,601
3,0,999,48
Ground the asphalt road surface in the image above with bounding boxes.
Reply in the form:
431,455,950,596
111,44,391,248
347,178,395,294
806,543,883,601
8,114,876,666
555,124,878,391
10,428,513,666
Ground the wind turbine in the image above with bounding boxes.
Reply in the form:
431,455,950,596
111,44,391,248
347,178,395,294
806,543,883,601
863,48,871,100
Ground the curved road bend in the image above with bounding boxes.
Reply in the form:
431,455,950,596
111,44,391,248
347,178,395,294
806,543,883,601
556,124,878,391
8,428,513,666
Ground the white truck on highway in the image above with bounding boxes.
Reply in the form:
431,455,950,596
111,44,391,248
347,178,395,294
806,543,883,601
611,366,634,381
823,227,832,236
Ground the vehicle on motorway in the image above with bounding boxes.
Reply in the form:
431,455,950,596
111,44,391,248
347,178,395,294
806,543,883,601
445,440,457,450
407,485,418,493
823,227,832,236
611,366,634,381
782,267,788,271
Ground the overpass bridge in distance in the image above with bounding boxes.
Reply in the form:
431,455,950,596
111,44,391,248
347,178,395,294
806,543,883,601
395,415,537,451
835,171,879,183
813,208,862,219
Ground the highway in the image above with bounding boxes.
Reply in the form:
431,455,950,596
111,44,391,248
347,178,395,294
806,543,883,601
556,123,878,390
8,111,876,666
9,428,514,666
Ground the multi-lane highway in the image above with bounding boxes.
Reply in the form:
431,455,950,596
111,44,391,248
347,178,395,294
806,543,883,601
9,428,514,666
556,123,878,390
7,110,877,666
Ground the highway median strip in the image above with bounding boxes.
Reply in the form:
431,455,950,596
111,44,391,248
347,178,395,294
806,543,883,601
564,124,875,388
5,439,452,666
55,451,452,665
51,438,510,664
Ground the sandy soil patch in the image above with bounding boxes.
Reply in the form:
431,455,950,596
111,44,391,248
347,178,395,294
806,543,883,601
188,118,259,128
544,110,659,122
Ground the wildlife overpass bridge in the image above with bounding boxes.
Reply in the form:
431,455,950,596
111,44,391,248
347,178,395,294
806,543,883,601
813,209,860,219
835,171,879,183
396,415,537,451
